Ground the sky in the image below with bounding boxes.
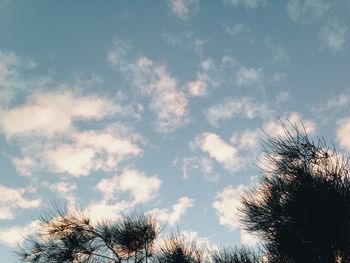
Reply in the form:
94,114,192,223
0,0,350,261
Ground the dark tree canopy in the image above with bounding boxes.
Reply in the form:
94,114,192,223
241,124,350,263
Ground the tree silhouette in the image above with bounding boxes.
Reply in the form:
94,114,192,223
155,233,206,263
211,247,260,263
241,123,350,263
18,205,160,263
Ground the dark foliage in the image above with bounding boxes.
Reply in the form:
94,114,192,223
155,234,205,263
241,123,350,263
211,247,260,263
18,205,160,263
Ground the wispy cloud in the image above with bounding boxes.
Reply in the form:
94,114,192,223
205,97,273,127
286,0,330,23
223,0,266,9
169,0,199,20
148,197,194,226
108,44,190,133
235,67,264,86
181,156,217,181
319,20,347,52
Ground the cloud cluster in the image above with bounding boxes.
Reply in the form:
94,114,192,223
0,89,118,139
96,168,161,204
212,183,259,245
319,20,347,52
0,185,41,220
0,220,40,247
286,0,330,23
223,0,265,9
148,197,194,226
205,96,273,127
108,45,190,133
235,67,264,86
192,132,243,172
169,0,199,20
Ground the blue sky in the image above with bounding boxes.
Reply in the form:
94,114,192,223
0,0,350,261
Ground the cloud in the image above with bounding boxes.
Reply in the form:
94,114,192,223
182,157,218,181
148,197,194,226
0,50,51,109
286,0,330,23
0,89,119,139
108,46,189,133
235,67,264,86
193,133,243,172
223,0,265,8
0,220,40,247
265,38,289,64
212,183,259,246
0,185,41,220
50,182,77,205
170,0,199,20
205,97,273,127
223,23,251,37
45,127,143,177
319,20,347,52
96,168,161,204
231,128,261,151
336,118,350,152
187,74,207,97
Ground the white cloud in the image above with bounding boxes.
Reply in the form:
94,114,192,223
286,0,330,23
148,197,194,226
231,129,261,151
182,156,218,181
0,220,40,247
187,75,207,97
223,0,265,8
50,182,77,205
0,185,41,220
319,20,347,52
25,125,143,177
235,67,264,86
336,118,350,152
212,183,259,246
170,0,199,20
205,97,273,127
46,145,95,177
96,168,161,204
0,89,118,139
108,47,189,133
11,156,36,177
193,133,243,172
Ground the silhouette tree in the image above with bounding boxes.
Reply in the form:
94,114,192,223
155,233,206,263
241,123,350,263
211,247,260,263
18,205,160,263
